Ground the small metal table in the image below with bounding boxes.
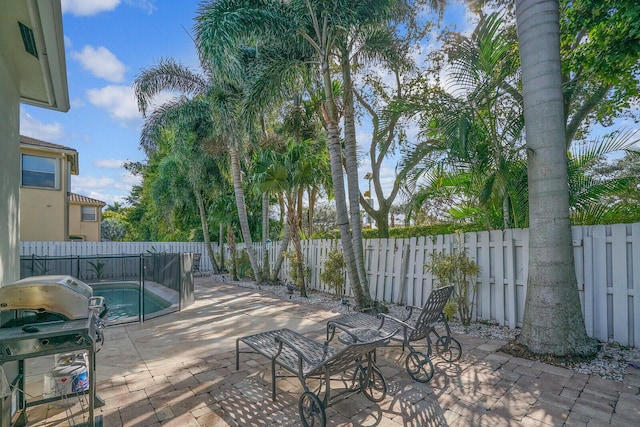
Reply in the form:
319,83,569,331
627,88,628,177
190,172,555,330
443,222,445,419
337,327,388,345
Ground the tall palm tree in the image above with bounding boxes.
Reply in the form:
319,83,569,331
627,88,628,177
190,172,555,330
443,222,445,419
133,58,262,280
149,129,223,274
139,96,231,272
515,0,596,356
196,0,373,304
196,0,426,308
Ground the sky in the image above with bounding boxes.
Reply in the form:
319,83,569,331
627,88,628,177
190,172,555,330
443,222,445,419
20,0,473,208
21,0,202,206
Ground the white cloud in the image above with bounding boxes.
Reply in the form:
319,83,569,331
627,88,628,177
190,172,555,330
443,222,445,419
120,172,142,186
125,0,157,14
19,108,65,141
71,46,127,82
72,176,115,189
95,159,125,169
62,0,121,16
70,98,85,108
70,175,124,205
64,35,72,50
86,85,141,124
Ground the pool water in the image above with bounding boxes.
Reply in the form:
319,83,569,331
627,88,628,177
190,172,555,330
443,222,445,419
91,283,171,321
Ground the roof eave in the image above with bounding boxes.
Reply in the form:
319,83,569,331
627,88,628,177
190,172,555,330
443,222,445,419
20,0,70,112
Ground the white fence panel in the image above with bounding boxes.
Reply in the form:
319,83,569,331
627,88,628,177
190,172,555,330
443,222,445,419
19,222,639,347
632,223,640,349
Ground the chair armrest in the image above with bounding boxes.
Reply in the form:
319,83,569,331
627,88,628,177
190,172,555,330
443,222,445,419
326,321,371,343
378,313,415,333
402,304,423,322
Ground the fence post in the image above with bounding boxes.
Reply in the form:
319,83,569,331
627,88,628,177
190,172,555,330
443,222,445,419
139,254,145,324
398,242,410,305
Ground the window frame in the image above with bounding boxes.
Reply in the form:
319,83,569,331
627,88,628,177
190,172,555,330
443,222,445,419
81,206,97,222
21,154,60,189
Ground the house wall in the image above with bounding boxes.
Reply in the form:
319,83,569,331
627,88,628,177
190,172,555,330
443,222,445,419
69,203,102,241
19,146,71,241
0,53,20,286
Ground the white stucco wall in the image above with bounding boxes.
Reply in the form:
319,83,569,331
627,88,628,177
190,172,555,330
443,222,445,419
0,54,20,286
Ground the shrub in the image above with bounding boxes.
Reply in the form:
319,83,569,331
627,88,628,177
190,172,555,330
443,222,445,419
236,249,254,279
424,240,480,326
285,250,310,289
319,249,346,299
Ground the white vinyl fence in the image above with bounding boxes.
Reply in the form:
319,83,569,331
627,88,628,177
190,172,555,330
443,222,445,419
20,222,639,347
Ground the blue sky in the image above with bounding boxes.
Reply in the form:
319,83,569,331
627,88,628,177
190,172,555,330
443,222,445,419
20,0,475,207
21,0,202,206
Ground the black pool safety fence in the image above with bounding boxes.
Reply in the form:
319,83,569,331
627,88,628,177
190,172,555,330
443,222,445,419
19,253,195,324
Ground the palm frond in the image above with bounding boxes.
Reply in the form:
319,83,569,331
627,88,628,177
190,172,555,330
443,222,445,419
133,58,208,116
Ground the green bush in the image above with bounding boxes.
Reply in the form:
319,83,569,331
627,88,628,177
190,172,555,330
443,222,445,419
236,249,254,279
424,245,480,326
319,249,346,298
310,223,484,240
285,250,309,289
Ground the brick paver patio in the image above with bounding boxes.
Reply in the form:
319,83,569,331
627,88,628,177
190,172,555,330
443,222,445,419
26,277,640,426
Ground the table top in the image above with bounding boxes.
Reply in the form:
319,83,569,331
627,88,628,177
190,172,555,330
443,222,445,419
337,327,387,345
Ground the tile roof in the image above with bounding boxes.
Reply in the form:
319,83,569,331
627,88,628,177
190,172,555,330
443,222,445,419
68,193,106,206
20,135,77,152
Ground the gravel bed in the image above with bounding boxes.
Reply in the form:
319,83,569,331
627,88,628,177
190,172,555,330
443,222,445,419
228,279,640,383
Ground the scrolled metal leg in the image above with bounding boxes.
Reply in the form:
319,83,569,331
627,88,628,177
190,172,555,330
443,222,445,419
358,364,387,402
435,336,462,362
299,391,326,427
405,351,435,383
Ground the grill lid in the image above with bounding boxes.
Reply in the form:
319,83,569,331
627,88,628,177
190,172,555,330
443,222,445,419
0,275,94,320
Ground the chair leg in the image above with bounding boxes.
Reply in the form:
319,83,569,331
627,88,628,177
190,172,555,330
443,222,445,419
271,360,277,401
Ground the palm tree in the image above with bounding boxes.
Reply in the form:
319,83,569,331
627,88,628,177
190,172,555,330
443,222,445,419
403,12,525,230
196,0,370,299
133,58,262,280
568,130,640,225
515,0,596,356
139,99,226,274
105,201,123,212
196,0,421,309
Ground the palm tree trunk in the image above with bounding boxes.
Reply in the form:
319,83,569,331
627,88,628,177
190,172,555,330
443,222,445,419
271,219,290,281
219,222,225,271
308,187,316,236
287,196,306,297
262,191,270,281
195,190,220,274
502,194,512,229
515,0,596,356
341,49,372,306
320,56,365,307
229,142,260,280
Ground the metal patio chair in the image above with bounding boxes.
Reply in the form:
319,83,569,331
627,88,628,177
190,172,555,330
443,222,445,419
328,285,459,383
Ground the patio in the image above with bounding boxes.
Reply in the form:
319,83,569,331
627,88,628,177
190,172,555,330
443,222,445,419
27,276,640,426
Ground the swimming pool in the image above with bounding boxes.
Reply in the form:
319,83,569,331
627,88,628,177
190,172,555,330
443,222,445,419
90,282,176,323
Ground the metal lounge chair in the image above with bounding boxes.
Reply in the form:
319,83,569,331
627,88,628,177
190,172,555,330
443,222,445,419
328,285,459,383
236,325,395,427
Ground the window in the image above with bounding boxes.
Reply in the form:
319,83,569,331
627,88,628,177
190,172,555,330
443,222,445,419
22,154,59,189
81,206,97,222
